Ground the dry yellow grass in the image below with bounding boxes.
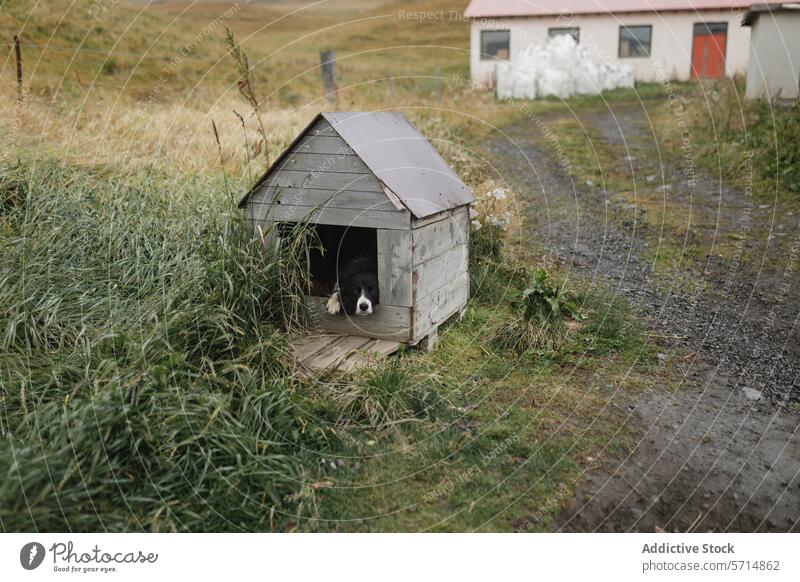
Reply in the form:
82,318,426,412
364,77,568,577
1,88,308,177
2,0,523,213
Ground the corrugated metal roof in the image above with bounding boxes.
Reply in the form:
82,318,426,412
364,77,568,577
464,0,752,18
239,112,474,219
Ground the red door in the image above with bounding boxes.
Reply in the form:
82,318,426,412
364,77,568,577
691,22,727,79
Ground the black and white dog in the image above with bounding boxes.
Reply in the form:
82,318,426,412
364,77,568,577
326,255,379,316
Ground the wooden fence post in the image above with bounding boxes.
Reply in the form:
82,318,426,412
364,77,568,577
14,35,22,102
320,50,337,106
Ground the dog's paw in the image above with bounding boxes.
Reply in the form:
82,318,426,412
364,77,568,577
326,292,341,316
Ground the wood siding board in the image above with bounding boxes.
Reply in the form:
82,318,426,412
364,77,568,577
412,210,470,266
247,190,279,218
259,169,384,193
275,152,371,174
292,135,355,155
306,296,411,341
413,271,469,338
377,230,413,307
250,188,394,211
412,242,469,300
270,205,410,230
411,206,467,229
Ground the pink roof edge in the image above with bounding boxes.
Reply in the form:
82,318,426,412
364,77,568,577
464,0,753,19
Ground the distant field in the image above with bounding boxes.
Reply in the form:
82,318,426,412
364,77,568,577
2,0,472,105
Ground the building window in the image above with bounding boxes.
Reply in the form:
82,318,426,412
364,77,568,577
619,25,652,58
480,30,510,60
693,22,728,36
548,27,580,43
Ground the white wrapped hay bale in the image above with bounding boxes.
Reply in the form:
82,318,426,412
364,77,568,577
494,34,635,100
538,67,572,98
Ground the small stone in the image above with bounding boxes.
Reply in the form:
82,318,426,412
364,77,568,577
585,180,593,186
646,175,656,183
742,387,763,401
329,461,338,470
657,353,667,361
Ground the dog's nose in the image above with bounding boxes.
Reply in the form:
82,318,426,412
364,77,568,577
359,303,368,312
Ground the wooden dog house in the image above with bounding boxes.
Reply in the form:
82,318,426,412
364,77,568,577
238,111,474,361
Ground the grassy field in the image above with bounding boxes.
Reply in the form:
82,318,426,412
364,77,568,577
1,0,664,532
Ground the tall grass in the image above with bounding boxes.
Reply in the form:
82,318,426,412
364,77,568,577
0,159,329,531
666,78,800,196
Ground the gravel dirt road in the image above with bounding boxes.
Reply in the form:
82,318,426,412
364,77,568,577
483,102,800,532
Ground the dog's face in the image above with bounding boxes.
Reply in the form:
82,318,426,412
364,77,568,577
340,273,379,316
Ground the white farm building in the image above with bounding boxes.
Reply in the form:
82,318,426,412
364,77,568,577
465,0,753,86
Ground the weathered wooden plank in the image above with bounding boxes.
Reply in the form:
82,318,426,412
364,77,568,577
251,187,393,211
261,169,384,193
306,295,411,341
246,192,277,221
275,152,370,174
413,271,469,340
305,335,373,370
268,205,410,230
412,209,470,266
363,339,400,356
377,229,413,307
380,184,406,211
292,135,354,156
412,242,468,300
411,206,467,229
293,333,342,362
338,339,401,371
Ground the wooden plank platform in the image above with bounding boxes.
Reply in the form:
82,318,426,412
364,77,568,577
292,333,401,375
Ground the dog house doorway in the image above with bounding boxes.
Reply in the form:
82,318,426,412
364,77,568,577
277,223,397,376
277,223,378,298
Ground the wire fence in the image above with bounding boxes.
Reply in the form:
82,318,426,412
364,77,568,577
11,41,223,63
